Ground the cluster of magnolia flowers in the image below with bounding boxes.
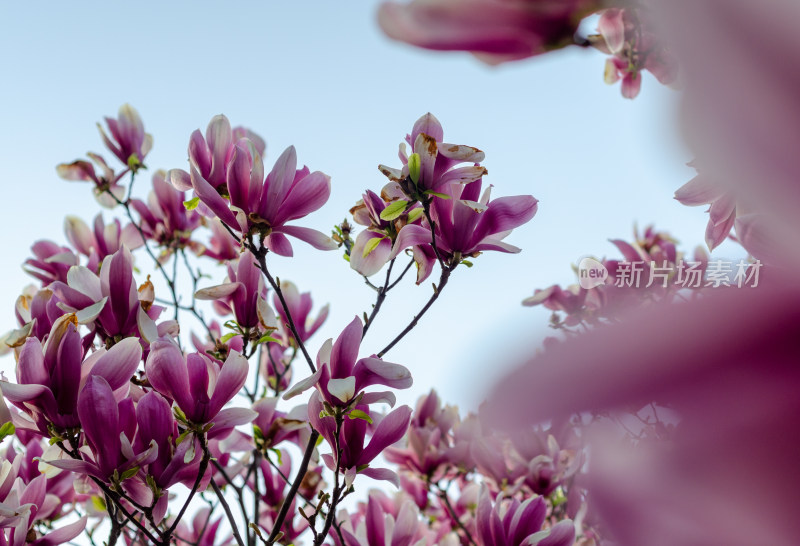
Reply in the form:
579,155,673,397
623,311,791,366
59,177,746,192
0,105,586,546
524,226,711,330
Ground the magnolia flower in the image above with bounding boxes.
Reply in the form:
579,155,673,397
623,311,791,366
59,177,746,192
378,113,487,198
592,8,678,99
130,170,201,254
378,0,602,65
283,317,411,408
145,339,255,434
23,241,77,285
56,152,126,208
174,115,336,255
1,318,141,432
390,180,538,278
50,248,159,342
271,280,328,345
475,485,575,546
195,252,272,331
63,214,143,272
46,376,157,487
97,104,152,171
309,394,412,486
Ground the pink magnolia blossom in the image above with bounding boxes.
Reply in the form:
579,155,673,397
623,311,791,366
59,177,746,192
390,180,538,278
1,317,141,433
592,8,678,99
475,485,575,546
145,339,256,434
283,317,412,409
174,115,336,256
97,104,152,171
56,152,127,208
378,113,487,198
130,170,201,254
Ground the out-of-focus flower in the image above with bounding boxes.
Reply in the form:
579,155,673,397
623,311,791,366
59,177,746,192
591,7,678,99
173,507,233,546
378,0,603,65
130,170,201,255
64,214,143,272
23,241,77,285
97,104,152,172
271,280,328,346
475,485,575,546
674,165,737,251
57,152,127,208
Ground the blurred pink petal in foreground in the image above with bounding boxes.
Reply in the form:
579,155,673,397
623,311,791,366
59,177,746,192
489,0,800,544
377,0,602,64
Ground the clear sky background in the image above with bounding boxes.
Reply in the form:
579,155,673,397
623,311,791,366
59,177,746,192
0,2,738,412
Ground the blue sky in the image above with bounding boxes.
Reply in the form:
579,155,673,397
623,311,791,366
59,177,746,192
0,2,735,408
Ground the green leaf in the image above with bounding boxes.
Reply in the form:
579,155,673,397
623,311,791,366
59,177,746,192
91,495,107,512
406,207,424,223
0,422,15,442
460,259,473,268
423,190,451,200
356,463,370,473
223,320,241,331
348,409,373,424
319,410,331,419
269,447,283,465
380,200,409,222
407,153,421,184
315,434,324,447
220,332,237,343
176,429,192,445
119,466,140,481
362,236,385,258
256,335,281,345
183,197,200,210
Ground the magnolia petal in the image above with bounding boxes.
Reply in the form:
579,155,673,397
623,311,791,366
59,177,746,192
674,175,723,206
360,467,399,487
67,266,103,301
360,405,412,465
389,224,433,260
208,351,249,417
598,9,626,54
330,317,362,379
168,168,193,192
195,282,242,301
88,337,142,391
360,391,397,407
75,297,108,324
282,368,323,400
137,307,159,344
327,376,356,403
277,225,338,251
207,408,258,439
354,357,412,391
438,143,485,163
350,231,392,277
272,171,332,225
